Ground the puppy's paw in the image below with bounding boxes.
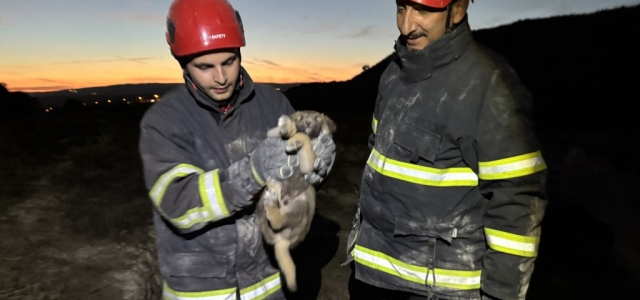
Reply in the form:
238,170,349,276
285,139,303,152
278,115,297,138
263,188,279,208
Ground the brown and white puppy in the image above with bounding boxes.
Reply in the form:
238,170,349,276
256,110,336,292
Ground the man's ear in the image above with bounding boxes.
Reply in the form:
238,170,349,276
452,0,470,24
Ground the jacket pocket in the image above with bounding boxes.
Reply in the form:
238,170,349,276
392,121,441,164
392,215,458,243
166,253,229,278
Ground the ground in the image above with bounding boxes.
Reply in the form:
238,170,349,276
1,106,639,299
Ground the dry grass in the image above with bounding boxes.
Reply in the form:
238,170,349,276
0,105,160,299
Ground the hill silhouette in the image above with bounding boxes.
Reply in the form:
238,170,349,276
25,82,302,108
284,3,640,134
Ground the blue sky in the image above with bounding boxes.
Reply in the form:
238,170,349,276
1,0,638,92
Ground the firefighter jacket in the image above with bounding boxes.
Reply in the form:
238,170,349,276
345,16,548,300
139,67,295,300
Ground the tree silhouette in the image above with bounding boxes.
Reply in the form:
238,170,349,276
362,64,371,71
0,83,42,117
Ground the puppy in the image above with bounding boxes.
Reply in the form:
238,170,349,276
256,110,336,292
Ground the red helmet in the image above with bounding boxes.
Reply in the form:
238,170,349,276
406,0,473,9
166,0,246,57
407,0,453,8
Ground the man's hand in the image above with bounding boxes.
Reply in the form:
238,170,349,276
304,133,336,185
250,137,298,186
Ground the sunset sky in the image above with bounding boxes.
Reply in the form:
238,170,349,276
2,0,638,93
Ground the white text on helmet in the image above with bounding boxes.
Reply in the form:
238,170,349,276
209,34,227,40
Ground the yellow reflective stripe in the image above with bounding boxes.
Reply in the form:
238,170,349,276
367,149,478,187
198,169,230,220
484,228,539,257
163,282,236,300
150,164,204,206
240,272,282,300
170,207,215,229
353,245,481,290
171,169,230,229
251,164,264,187
478,151,546,180
372,116,378,134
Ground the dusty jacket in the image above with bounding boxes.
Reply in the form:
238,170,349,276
346,17,548,300
139,67,294,299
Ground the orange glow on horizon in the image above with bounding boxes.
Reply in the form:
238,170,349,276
3,59,366,93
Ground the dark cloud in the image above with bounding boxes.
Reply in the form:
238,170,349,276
245,58,282,67
127,77,181,83
36,78,69,84
51,56,157,65
338,25,375,38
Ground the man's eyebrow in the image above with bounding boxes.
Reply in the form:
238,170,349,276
223,55,237,64
193,62,214,67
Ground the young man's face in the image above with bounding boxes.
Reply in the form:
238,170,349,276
185,49,240,102
395,0,468,50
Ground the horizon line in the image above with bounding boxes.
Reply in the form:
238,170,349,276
9,80,332,95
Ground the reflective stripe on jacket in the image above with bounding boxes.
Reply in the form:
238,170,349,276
347,16,548,300
139,67,295,298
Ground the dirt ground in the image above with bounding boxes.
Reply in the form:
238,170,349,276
2,108,640,299
0,108,366,300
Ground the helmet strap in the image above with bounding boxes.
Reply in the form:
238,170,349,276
445,0,455,34
445,0,461,34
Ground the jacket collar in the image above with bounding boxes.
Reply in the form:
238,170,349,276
184,66,255,114
394,15,473,84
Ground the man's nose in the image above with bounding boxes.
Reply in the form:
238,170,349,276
213,67,227,85
399,9,418,35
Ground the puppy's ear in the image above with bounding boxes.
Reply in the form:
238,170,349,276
324,115,337,134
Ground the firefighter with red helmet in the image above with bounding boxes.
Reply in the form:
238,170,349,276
138,0,336,298
345,1,548,299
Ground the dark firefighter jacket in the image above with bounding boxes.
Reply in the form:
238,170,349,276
346,16,548,300
139,67,294,300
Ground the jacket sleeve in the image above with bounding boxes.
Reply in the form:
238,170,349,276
368,94,383,150
139,110,263,234
475,70,548,300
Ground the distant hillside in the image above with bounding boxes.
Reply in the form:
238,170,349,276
29,83,182,99
28,82,301,108
285,4,640,132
